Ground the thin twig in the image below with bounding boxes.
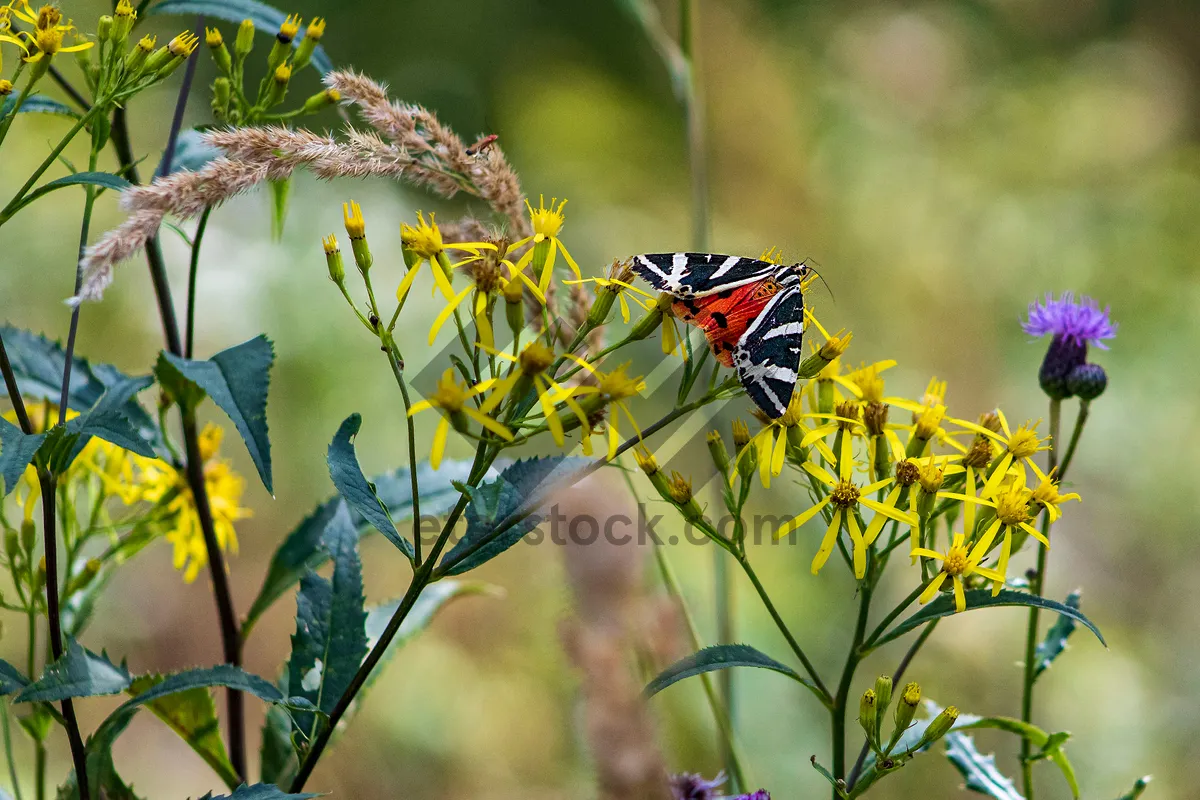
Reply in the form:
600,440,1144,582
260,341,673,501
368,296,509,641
184,207,212,359
0,332,33,434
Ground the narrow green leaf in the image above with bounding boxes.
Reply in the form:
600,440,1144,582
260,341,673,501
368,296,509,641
955,716,1078,798
0,325,160,451
439,457,585,576
327,414,409,560
1034,590,1081,678
127,674,239,789
258,704,298,787
944,732,1025,800
13,638,131,703
40,171,131,193
199,784,318,799
243,458,475,636
1116,776,1152,800
161,335,275,492
809,756,845,795
0,94,79,120
645,644,820,702
0,418,45,496
146,0,333,73
0,659,29,695
269,177,290,240
874,589,1104,649
286,503,367,737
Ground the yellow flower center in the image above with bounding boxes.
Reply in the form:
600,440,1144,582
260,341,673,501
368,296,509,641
943,543,969,576
731,418,751,449
343,200,366,239
1006,424,1047,459
168,31,198,57
429,371,470,413
917,461,945,493
136,34,155,51
778,390,805,427
115,0,134,19
518,341,554,375
829,479,860,508
526,195,566,238
835,400,861,431
994,483,1032,526
913,404,945,440
0,80,12,96
895,459,920,487
963,436,993,469
205,27,222,47
667,471,693,504
847,363,886,404
400,211,443,259
597,363,644,400
35,26,63,55
278,13,301,42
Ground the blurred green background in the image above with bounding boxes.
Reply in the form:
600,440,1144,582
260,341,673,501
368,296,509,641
2,0,1196,797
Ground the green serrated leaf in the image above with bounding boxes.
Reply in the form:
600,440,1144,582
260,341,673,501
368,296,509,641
128,674,239,789
1034,590,1081,679
269,177,290,240
259,704,298,787
644,644,822,704
874,589,1104,650
0,659,29,695
146,0,332,73
0,325,160,451
13,638,131,703
327,414,410,560
945,732,1025,800
286,502,367,738
62,374,157,464
198,784,318,799
0,418,45,496
1,94,79,120
161,335,275,492
243,459,475,637
439,457,584,576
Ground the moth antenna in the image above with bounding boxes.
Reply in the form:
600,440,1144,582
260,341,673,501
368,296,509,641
797,260,835,303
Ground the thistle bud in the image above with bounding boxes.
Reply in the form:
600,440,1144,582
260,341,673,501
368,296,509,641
706,430,730,476
291,16,324,71
234,18,255,59
97,15,113,43
1066,363,1106,401
1038,335,1086,399
302,87,339,113
264,62,291,106
211,76,231,118
915,705,959,750
322,234,344,284
206,26,232,75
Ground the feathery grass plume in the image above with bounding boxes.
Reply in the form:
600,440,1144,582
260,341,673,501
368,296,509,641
557,476,673,800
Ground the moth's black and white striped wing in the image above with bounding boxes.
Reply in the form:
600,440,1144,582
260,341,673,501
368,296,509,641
732,285,806,418
631,253,779,298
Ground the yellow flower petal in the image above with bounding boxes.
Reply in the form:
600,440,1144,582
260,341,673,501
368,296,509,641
802,461,837,487
428,284,474,345
776,495,832,540
430,418,450,469
811,509,843,574
919,572,947,604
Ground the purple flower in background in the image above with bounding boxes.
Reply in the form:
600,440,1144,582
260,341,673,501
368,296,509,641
1023,292,1116,400
669,773,770,800
1023,292,1117,349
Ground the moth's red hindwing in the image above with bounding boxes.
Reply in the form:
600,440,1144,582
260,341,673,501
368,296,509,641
672,279,781,367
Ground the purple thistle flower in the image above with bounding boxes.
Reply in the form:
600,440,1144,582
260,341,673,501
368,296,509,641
670,773,725,800
1023,292,1116,350
732,792,771,800
1023,292,1115,399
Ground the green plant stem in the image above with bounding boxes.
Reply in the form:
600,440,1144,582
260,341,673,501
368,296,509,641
0,62,32,150
655,543,748,792
1056,400,1089,478
713,544,736,784
0,331,34,433
290,441,495,792
383,341,424,565
56,147,100,419
109,79,249,780
845,619,939,790
1019,396,1065,799
735,552,832,707
1,701,24,800
184,207,212,359
831,583,872,794
36,472,90,800
861,581,928,653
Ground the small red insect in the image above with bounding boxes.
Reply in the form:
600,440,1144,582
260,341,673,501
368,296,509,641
466,134,499,156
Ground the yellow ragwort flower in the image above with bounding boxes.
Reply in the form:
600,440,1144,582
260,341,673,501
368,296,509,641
511,195,581,293
397,211,493,302
775,431,915,579
566,360,647,459
956,410,1051,497
407,369,514,468
427,239,544,347
913,532,1005,613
